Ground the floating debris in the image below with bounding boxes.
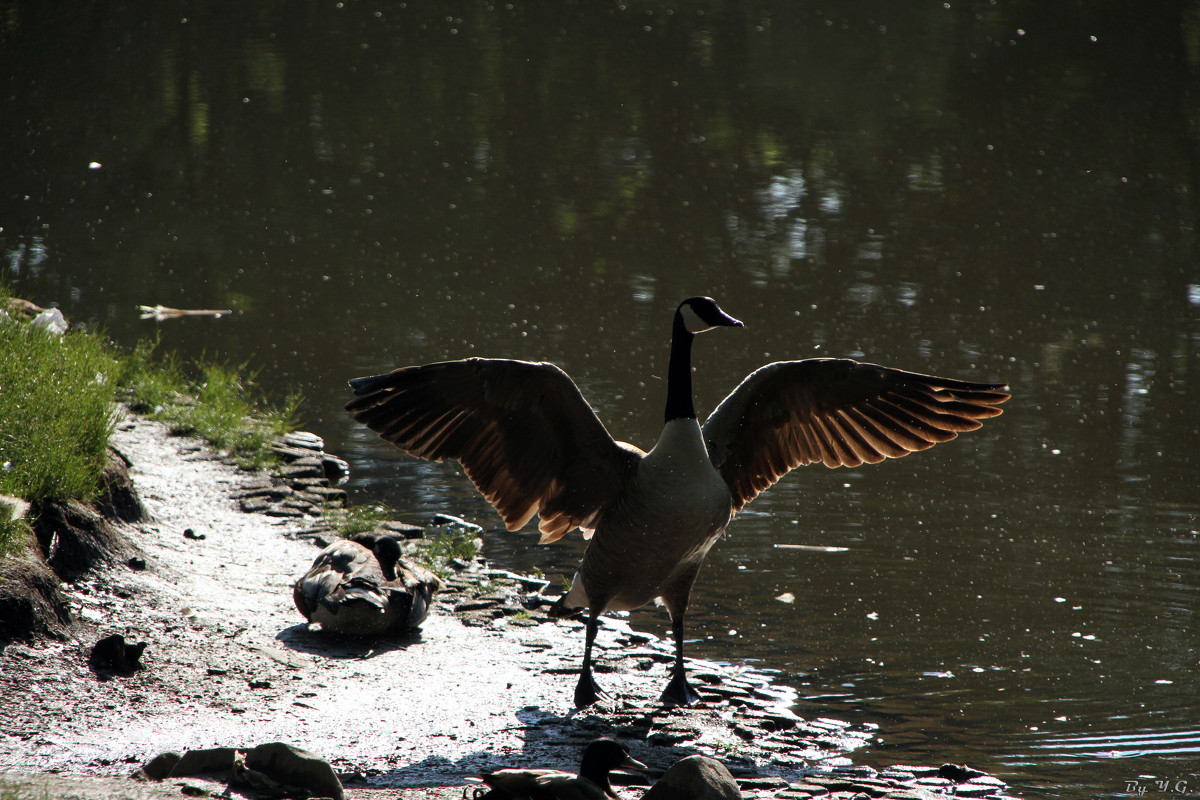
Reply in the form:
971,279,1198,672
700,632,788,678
772,544,850,552
138,305,232,321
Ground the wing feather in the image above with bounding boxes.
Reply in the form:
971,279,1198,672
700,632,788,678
347,359,638,538
703,358,1009,510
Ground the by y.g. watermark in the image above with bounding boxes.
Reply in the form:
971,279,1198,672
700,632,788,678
1125,779,1195,796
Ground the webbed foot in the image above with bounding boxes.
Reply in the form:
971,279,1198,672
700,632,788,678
574,667,609,708
659,668,701,707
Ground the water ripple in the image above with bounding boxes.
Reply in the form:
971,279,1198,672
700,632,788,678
1024,728,1200,760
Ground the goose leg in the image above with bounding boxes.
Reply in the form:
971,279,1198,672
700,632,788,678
659,610,701,706
659,570,703,706
574,606,608,708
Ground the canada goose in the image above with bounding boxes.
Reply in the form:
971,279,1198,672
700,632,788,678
293,532,442,633
346,297,1008,707
472,738,646,800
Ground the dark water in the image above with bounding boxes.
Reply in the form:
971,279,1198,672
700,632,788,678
4,3,1198,797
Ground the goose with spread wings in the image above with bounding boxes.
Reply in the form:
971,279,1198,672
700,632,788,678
346,297,1009,708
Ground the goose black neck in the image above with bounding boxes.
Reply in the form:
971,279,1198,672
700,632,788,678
664,311,696,422
579,762,616,796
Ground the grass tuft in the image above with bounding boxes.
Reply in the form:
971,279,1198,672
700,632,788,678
325,504,397,537
0,287,301,555
324,506,482,579
0,316,120,553
119,340,301,469
418,525,483,578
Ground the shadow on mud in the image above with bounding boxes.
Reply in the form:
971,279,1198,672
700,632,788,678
274,622,428,659
364,704,706,790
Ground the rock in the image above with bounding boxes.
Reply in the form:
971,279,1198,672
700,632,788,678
431,513,482,531
96,449,148,523
377,519,425,538
30,306,69,335
243,742,344,800
938,763,985,782
239,496,270,513
270,431,350,484
282,460,326,481
321,453,350,484
140,742,343,800
647,721,701,746
642,755,741,800
138,751,182,780
5,296,48,320
89,633,147,675
170,746,240,776
0,494,30,524
278,431,325,452
308,484,349,504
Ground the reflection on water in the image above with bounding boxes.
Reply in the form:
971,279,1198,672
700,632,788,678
1023,729,1200,761
4,2,1199,799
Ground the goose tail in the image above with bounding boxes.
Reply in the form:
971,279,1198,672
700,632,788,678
547,572,588,618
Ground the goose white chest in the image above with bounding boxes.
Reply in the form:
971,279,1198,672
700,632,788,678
637,418,733,538
577,419,732,612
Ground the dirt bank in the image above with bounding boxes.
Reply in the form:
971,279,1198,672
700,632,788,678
0,411,1019,800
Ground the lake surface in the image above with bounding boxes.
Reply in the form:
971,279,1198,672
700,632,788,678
4,3,1198,798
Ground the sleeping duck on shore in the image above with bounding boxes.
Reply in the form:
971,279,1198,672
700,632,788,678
293,531,441,634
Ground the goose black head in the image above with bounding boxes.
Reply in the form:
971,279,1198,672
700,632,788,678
578,738,647,782
349,531,403,581
677,296,744,334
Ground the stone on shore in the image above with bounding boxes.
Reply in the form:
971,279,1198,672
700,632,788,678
642,755,741,800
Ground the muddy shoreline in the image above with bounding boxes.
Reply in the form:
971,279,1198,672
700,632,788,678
0,411,1019,799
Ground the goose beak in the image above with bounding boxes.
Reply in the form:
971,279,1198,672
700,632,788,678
620,754,649,772
709,300,743,328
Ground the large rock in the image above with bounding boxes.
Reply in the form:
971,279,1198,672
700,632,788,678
139,743,344,800
242,742,344,800
642,755,741,800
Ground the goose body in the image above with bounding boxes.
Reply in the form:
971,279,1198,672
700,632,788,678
293,532,441,634
473,738,645,800
347,297,1009,706
561,417,732,614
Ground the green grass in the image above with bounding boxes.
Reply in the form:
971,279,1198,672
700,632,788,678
0,287,301,555
119,339,302,468
325,504,397,537
324,505,483,579
419,525,483,578
0,314,121,552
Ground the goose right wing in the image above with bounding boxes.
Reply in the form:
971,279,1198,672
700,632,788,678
702,358,1009,511
346,358,638,543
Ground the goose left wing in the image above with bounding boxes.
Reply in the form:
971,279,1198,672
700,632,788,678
347,358,639,543
702,358,1009,511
